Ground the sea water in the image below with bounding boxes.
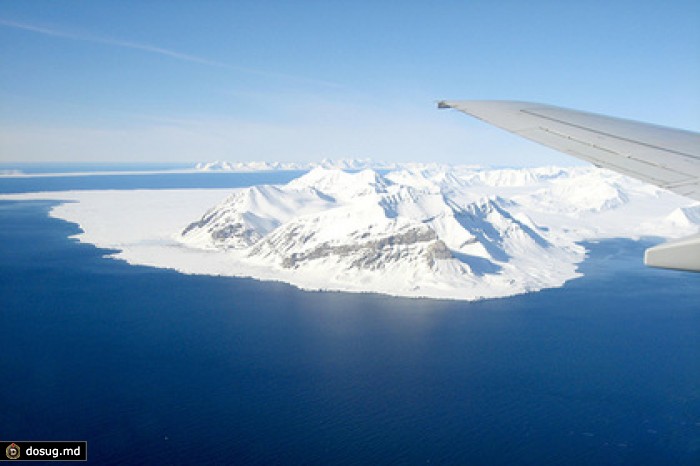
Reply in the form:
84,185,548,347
0,173,698,465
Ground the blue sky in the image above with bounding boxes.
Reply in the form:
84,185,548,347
1,1,698,165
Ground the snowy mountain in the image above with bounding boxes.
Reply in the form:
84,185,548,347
665,205,700,229
195,158,397,172
178,164,697,300
195,160,306,171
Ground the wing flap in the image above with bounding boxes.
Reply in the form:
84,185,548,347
516,127,692,185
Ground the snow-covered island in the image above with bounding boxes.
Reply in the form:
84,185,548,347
3,165,698,300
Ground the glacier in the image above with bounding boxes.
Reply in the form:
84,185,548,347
3,165,698,301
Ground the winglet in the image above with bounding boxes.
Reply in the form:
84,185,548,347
644,233,700,272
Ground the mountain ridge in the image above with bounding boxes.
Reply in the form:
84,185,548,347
178,165,693,299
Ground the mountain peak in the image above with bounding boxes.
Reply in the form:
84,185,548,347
288,167,391,200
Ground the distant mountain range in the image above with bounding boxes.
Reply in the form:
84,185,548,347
195,158,401,171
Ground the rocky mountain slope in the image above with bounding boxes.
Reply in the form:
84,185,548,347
179,165,694,299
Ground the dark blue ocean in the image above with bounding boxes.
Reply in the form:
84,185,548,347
1,172,699,465
0,170,306,194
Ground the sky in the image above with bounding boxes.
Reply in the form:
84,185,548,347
0,1,698,166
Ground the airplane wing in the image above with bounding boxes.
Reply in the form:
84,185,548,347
439,100,700,272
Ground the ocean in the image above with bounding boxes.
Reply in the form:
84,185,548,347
0,172,698,465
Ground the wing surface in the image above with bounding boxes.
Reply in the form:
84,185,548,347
439,100,700,201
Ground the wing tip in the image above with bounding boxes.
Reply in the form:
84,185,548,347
644,234,700,272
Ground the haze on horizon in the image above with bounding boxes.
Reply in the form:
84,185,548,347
0,1,698,166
